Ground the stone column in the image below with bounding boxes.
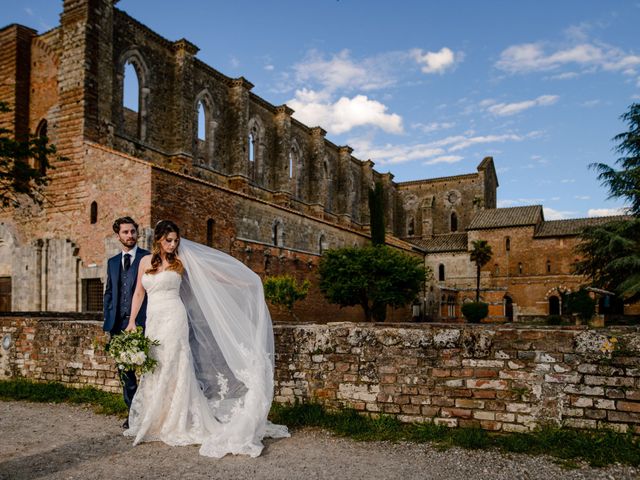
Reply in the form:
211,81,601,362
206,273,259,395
227,77,253,192
335,146,353,225
273,105,294,203
170,38,200,171
361,160,375,227
308,127,327,216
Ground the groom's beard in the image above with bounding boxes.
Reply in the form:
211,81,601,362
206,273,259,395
120,238,137,249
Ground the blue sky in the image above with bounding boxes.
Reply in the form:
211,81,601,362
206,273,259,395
9,1,640,219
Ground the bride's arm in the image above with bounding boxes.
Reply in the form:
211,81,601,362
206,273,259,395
125,255,151,332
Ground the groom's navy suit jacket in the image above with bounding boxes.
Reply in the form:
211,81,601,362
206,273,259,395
103,248,149,333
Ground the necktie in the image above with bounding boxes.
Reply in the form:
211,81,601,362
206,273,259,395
123,253,131,272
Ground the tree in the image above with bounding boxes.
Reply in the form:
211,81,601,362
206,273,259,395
590,102,640,216
318,245,428,322
575,103,640,301
0,101,58,208
563,288,596,323
263,275,311,320
470,240,493,302
574,218,640,300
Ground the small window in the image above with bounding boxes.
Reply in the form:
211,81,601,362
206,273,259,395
82,278,104,312
123,61,139,113
272,221,283,247
494,263,500,275
0,277,11,312
248,133,255,162
408,218,415,236
438,264,445,281
206,218,215,247
319,234,326,254
546,260,551,274
505,237,511,252
197,101,206,141
288,151,294,179
518,262,523,275
90,201,98,224
34,119,48,175
450,212,458,232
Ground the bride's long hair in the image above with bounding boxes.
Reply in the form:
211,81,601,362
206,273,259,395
146,220,185,275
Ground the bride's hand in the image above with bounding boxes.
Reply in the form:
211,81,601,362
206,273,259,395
125,323,136,333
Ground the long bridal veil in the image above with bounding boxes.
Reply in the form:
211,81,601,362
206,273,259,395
178,239,289,458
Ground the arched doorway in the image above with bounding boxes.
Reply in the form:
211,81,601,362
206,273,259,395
549,296,560,315
504,296,513,322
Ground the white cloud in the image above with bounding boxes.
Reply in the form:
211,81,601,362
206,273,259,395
486,95,559,116
264,64,275,71
549,72,579,80
288,89,403,135
574,195,591,200
229,56,240,69
424,155,463,165
544,207,576,220
561,178,576,183
587,207,628,217
293,49,396,93
496,41,640,80
412,47,462,74
580,99,601,108
412,121,455,133
25,7,34,16
349,130,537,166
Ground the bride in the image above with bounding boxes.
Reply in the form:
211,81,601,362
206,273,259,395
124,220,288,458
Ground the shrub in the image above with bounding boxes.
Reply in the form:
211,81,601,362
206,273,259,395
546,315,563,325
461,302,488,323
263,275,311,315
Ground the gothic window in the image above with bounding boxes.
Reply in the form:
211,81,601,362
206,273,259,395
194,91,217,168
408,217,415,236
90,201,98,224
34,119,48,175
438,264,445,281
494,263,500,275
289,141,302,198
272,220,284,247
247,117,263,184
206,218,215,247
546,259,551,274
450,211,458,232
119,50,149,141
505,237,511,252
518,262,523,275
319,234,326,254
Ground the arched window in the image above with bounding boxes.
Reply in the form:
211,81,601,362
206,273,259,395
197,101,206,141
518,262,523,275
248,133,255,163
549,296,560,315
123,61,139,113
272,220,284,247
34,119,48,175
319,234,326,254
450,212,458,232
90,201,98,224
206,218,215,247
438,264,445,281
505,237,511,252
546,259,551,274
288,151,294,179
504,296,513,321
408,217,415,236
119,50,149,141
494,263,500,275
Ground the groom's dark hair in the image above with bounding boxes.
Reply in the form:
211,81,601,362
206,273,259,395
113,216,139,234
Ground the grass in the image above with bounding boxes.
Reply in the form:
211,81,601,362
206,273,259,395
270,402,640,468
2,379,638,468
0,378,127,417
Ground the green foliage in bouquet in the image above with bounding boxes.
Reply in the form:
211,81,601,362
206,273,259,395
105,327,160,377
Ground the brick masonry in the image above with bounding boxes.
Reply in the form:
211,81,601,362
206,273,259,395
1,315,639,434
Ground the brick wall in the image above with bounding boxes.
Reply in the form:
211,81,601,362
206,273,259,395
1,315,638,434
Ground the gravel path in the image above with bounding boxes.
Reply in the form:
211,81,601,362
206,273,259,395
0,401,637,480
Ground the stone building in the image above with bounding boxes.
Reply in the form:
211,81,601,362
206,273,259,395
0,0,636,322
0,0,420,319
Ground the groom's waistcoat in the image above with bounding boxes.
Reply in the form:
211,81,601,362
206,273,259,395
117,263,136,320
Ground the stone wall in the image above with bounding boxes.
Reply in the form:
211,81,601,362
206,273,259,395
1,315,639,434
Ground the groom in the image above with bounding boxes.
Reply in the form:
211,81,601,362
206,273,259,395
103,216,149,428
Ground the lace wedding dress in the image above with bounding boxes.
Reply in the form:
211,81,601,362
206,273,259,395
124,240,289,458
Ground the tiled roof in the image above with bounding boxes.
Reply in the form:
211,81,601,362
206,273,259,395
396,173,478,187
410,233,468,252
467,206,543,230
534,215,631,237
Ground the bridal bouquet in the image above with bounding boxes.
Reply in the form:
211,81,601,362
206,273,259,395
105,327,160,377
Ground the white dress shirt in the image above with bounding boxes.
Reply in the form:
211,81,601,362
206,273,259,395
121,246,138,269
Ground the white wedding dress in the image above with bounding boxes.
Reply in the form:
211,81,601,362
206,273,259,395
124,240,289,458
